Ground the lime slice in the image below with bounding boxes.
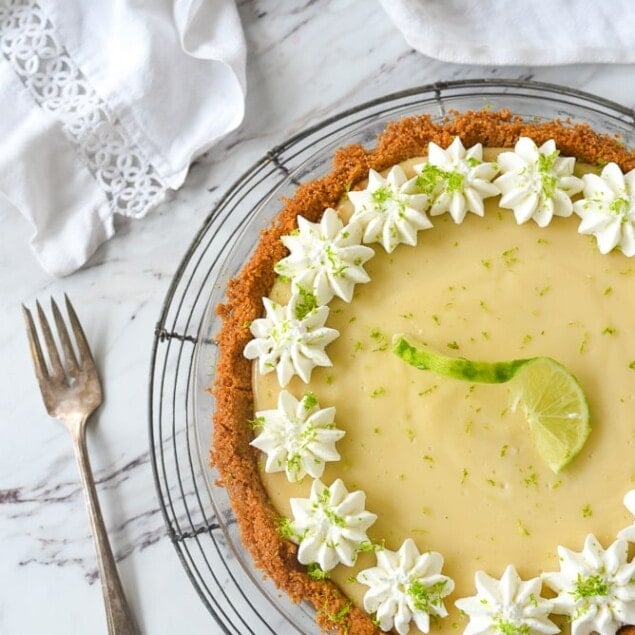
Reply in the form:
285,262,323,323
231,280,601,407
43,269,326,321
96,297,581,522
508,357,590,473
393,335,590,472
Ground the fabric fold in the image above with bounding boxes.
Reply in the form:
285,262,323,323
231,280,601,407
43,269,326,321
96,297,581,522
0,0,247,276
378,0,635,65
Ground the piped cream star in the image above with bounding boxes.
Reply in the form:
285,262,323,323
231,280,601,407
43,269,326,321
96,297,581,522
250,390,345,482
413,137,500,224
455,565,558,635
243,293,339,386
495,137,583,227
543,534,635,635
274,208,375,305
289,478,377,572
617,490,635,542
348,165,432,253
573,163,635,256
357,538,454,635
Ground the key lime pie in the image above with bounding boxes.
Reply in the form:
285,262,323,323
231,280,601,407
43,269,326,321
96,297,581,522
212,110,635,635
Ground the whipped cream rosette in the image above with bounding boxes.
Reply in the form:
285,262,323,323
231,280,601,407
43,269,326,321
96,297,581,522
543,534,635,635
413,137,500,224
495,137,583,227
573,162,635,256
274,207,375,305
288,478,377,572
249,390,345,482
455,565,558,635
357,538,454,635
243,293,339,386
348,165,432,253
617,490,635,542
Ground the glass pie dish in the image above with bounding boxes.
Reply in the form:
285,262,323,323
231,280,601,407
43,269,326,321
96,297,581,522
149,79,635,635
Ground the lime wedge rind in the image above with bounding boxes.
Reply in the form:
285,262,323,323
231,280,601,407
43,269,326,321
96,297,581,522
393,334,534,384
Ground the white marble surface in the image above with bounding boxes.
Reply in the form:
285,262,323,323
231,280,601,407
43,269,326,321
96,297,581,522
1,1,634,634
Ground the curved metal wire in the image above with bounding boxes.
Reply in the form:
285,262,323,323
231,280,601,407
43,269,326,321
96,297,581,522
148,79,635,634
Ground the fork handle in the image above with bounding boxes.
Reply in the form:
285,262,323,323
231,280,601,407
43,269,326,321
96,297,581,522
72,424,139,635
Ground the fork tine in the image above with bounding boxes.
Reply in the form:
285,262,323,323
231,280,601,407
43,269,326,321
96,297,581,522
64,294,96,367
22,304,49,382
36,300,65,381
51,298,80,374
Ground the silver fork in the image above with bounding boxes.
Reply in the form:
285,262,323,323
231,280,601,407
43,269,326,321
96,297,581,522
22,295,138,635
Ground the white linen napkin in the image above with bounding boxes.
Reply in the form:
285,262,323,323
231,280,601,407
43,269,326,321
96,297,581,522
379,0,635,65
0,0,246,276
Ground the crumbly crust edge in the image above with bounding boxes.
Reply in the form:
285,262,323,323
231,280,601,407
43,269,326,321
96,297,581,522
210,110,635,635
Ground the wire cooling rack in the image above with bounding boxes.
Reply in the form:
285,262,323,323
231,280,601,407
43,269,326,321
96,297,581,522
148,80,635,634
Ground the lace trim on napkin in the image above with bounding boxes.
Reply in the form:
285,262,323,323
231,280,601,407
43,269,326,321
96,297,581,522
0,0,166,218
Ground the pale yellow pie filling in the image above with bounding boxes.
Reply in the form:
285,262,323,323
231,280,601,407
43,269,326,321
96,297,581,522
252,151,635,634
